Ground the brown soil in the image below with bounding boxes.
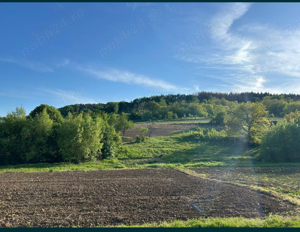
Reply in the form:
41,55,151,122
0,169,298,227
124,123,223,138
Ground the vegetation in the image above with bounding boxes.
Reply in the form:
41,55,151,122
0,105,123,165
1,91,300,166
225,102,270,144
58,92,300,121
258,111,300,162
116,215,300,227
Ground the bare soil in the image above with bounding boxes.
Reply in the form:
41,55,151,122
124,123,223,138
0,169,298,227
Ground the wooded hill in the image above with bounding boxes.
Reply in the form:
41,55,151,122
58,92,300,120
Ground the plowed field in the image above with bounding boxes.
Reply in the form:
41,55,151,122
0,169,298,227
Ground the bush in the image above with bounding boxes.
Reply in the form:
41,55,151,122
181,128,230,143
257,121,300,162
135,135,141,143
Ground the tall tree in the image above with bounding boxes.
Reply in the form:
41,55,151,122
21,109,57,163
115,112,134,136
225,102,270,144
0,107,27,164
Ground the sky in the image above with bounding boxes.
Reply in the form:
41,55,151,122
1,2,300,116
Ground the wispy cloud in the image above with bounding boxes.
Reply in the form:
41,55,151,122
0,57,53,72
0,91,33,99
78,66,190,92
54,58,70,68
38,88,97,106
179,3,300,93
210,3,252,46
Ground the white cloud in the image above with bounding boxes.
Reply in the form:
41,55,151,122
0,57,53,72
78,66,190,92
179,3,300,93
210,3,252,45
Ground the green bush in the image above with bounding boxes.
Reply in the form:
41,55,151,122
181,128,228,142
135,135,141,143
258,121,300,162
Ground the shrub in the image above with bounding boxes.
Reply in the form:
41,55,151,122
257,121,300,162
135,135,141,143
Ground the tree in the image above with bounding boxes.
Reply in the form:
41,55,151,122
139,127,148,141
212,111,227,125
29,104,63,124
106,102,119,114
225,102,270,144
21,109,58,163
167,111,173,119
0,107,27,164
188,103,208,117
56,113,104,162
211,105,227,125
284,110,300,124
115,112,134,136
100,121,121,159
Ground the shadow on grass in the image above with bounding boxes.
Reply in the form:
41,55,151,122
161,139,252,165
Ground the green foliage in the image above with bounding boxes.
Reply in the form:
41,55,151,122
29,104,63,124
0,105,123,165
258,121,300,162
58,92,300,122
167,111,173,119
106,102,119,113
115,112,134,136
0,107,27,164
56,113,104,163
283,101,300,115
180,128,228,142
100,121,121,159
135,135,141,143
21,109,60,163
284,110,300,124
139,127,148,135
225,102,270,144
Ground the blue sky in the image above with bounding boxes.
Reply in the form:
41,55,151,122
1,3,300,116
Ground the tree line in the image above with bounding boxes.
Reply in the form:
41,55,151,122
0,104,134,165
58,92,300,121
1,91,300,165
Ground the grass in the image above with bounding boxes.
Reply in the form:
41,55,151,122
0,159,127,173
119,128,256,167
1,127,300,173
115,215,300,227
183,166,300,198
